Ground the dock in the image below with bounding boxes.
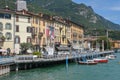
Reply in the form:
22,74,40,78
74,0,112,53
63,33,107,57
0,57,14,76
0,51,114,75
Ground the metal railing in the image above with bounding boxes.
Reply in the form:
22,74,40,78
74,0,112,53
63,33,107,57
0,50,114,64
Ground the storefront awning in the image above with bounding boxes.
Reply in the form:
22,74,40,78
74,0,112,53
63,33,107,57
56,47,70,51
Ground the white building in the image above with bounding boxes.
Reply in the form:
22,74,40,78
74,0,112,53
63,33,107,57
0,9,15,53
14,10,32,54
0,8,32,54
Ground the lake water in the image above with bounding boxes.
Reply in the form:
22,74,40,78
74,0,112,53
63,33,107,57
0,53,120,80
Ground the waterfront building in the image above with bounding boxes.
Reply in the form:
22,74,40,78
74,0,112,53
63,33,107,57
31,13,41,51
84,36,96,50
0,0,31,55
111,40,120,49
70,22,84,50
0,8,15,54
0,0,84,55
14,10,32,54
53,17,71,45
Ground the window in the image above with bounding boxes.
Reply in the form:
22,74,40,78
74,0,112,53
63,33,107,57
73,40,77,43
35,27,38,33
43,29,45,34
4,13,11,19
16,15,19,22
5,23,12,30
5,32,12,40
0,22,3,31
0,32,3,38
79,41,82,44
32,27,35,33
33,17,34,23
15,25,19,32
15,36,20,44
27,27,31,33
36,18,39,24
27,37,31,43
79,34,82,38
43,21,45,26
73,32,77,37
28,17,30,23
0,13,4,18
0,13,11,19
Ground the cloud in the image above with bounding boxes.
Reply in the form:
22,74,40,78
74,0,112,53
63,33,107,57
110,6,120,11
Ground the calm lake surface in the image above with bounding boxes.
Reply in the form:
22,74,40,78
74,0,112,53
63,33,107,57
0,53,120,80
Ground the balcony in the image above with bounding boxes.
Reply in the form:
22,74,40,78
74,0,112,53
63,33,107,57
32,33,37,36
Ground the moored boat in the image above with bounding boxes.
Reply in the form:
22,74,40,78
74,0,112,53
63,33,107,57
105,55,116,60
78,60,98,65
93,58,108,63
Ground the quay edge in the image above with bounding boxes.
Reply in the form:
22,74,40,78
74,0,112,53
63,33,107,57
0,51,114,73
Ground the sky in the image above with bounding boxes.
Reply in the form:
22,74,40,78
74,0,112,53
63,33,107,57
72,0,120,25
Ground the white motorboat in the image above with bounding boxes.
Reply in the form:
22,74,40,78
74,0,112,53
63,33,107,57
105,55,116,60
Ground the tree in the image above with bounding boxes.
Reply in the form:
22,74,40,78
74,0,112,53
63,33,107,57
0,36,6,42
33,51,42,57
20,43,33,54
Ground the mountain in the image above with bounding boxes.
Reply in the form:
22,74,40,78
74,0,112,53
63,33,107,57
26,0,120,30
0,0,120,39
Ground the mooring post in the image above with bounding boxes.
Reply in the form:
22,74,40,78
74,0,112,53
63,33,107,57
66,54,68,70
16,64,19,71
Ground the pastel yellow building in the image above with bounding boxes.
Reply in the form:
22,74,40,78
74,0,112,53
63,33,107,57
111,40,120,49
70,22,84,50
53,17,71,45
31,13,41,52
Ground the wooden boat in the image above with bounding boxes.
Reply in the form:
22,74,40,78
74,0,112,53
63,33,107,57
105,55,116,60
78,60,98,65
93,58,108,63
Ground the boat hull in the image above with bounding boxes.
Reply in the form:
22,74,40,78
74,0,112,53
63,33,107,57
105,55,116,60
93,59,108,63
78,61,98,65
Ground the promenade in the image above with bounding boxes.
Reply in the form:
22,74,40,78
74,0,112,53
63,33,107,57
0,50,114,75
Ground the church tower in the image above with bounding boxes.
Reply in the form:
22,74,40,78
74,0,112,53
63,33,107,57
16,0,28,11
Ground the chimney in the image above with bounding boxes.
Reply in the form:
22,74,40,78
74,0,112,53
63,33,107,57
4,6,10,11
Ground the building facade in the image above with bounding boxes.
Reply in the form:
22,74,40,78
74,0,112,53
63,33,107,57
14,10,32,54
0,9,15,53
70,22,84,50
0,8,84,54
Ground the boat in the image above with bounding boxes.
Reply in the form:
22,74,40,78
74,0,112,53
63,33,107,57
93,58,108,63
105,55,116,60
78,60,98,65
